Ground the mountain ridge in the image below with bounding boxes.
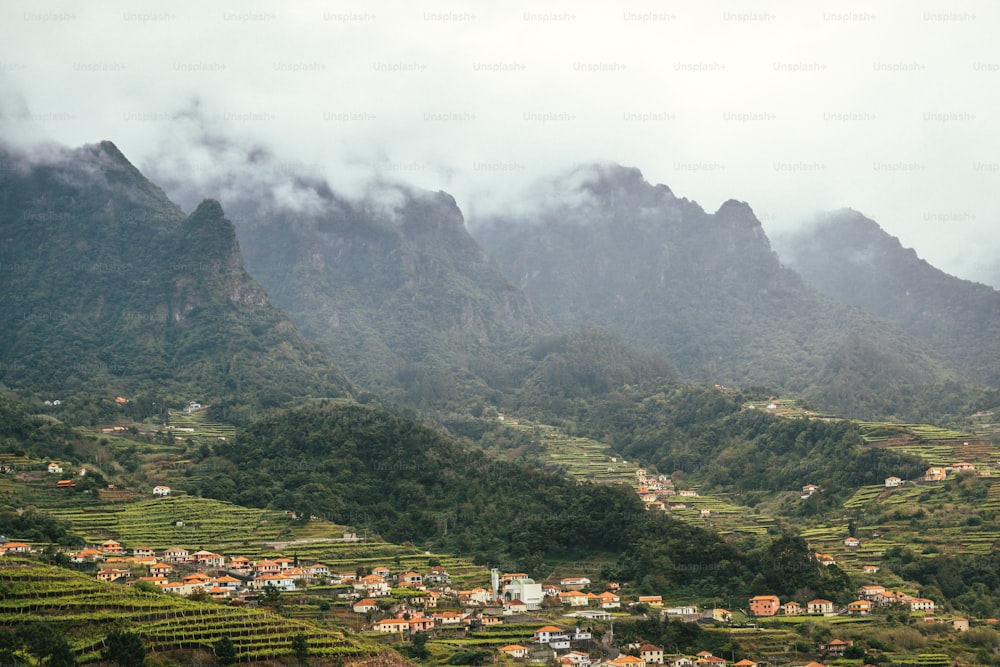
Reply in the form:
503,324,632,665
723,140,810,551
774,208,1000,388
0,139,353,420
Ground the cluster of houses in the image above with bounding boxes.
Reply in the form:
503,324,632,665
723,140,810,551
634,470,704,513
498,635,756,667
885,461,986,487
52,541,336,600
749,585,935,619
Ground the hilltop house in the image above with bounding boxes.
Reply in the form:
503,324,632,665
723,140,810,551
694,652,726,666
498,645,529,659
596,591,621,608
100,540,123,554
149,563,172,577
801,484,821,498
858,585,885,599
884,476,903,488
711,608,732,623
503,577,543,610
397,571,423,587
819,639,853,656
560,577,591,591
807,599,835,615
533,626,565,644
163,547,189,563
640,645,665,664
782,601,802,615
847,599,872,615
815,553,837,566
353,598,378,614
749,595,780,617
374,618,411,634
557,651,592,666
924,467,947,482
0,542,32,554
559,591,590,607
458,587,491,605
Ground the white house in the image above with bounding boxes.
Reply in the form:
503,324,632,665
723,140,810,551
884,476,903,488
560,577,591,591
152,485,171,496
47,463,63,474
807,599,835,615
504,577,544,610
254,574,296,592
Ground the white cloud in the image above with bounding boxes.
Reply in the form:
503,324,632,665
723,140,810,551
2,0,998,282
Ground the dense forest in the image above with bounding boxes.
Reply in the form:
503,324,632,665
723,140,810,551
568,384,928,508
201,402,852,600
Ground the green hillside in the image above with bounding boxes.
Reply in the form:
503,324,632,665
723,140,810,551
0,558,390,664
0,141,353,423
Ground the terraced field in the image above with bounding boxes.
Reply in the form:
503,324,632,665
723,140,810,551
495,418,640,483
0,559,386,663
45,496,306,549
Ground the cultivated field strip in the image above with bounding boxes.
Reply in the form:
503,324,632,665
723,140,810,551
0,559,383,663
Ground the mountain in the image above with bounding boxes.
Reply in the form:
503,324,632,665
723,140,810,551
203,176,555,412
0,140,352,420
774,209,1000,388
470,164,963,419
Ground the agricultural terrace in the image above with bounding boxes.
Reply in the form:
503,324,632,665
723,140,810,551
492,417,640,482
0,559,385,663
44,496,313,550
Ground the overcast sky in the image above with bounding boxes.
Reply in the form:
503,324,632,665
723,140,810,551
2,0,998,284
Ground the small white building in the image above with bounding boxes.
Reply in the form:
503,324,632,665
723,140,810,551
885,476,903,488
152,485,171,496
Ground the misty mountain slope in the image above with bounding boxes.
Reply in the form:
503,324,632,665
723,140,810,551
209,179,556,410
0,140,352,415
774,209,1000,388
471,164,962,418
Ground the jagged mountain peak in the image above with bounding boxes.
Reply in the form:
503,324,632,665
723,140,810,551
0,139,353,409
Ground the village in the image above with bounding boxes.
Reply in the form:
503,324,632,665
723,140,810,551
1,528,970,667
1,418,994,666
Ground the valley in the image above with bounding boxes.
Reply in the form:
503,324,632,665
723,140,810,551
1,138,999,667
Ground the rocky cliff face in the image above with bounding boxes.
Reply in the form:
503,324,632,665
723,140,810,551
219,179,554,408
471,163,959,416
774,208,1000,387
0,140,352,408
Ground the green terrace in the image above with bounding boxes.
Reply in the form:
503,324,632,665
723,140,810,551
34,492,491,588
154,409,237,444
0,559,385,663
45,496,307,549
496,417,640,483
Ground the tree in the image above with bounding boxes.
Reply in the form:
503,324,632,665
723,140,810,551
261,583,282,607
48,636,78,667
292,633,310,665
411,631,429,660
103,630,146,667
214,637,237,665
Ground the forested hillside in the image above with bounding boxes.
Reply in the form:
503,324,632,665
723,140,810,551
0,141,353,422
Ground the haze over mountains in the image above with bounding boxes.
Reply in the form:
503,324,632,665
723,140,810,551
471,164,983,419
774,209,1000,388
1,137,997,423
0,140,352,419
